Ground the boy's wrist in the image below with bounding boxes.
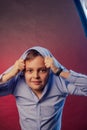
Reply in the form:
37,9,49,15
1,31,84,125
55,67,63,76
51,65,58,73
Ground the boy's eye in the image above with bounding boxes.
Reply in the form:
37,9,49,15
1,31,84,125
26,69,33,73
40,68,48,73
25,68,49,73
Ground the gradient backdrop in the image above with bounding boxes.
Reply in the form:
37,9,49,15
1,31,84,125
0,0,87,130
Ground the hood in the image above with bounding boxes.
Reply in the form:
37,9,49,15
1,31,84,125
1,46,66,77
20,46,65,69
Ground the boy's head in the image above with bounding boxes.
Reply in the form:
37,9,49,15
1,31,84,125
24,49,42,61
24,49,50,97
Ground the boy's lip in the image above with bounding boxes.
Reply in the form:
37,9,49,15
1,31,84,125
32,81,42,84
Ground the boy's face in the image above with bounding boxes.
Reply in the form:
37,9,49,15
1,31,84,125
24,56,49,94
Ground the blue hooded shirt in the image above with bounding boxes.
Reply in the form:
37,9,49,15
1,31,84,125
0,46,87,130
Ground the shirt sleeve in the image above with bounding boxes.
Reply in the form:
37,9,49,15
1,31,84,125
0,67,17,96
65,70,87,96
0,74,3,82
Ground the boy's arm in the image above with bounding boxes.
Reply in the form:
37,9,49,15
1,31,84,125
44,56,87,96
44,56,70,79
0,59,25,83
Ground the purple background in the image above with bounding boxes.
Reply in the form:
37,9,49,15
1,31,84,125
0,0,87,130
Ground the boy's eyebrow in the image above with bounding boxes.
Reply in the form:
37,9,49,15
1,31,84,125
25,67,49,72
25,67,47,70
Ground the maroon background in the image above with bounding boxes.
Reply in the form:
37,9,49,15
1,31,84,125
0,0,87,130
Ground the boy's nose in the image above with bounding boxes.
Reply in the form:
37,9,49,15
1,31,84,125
33,71,39,78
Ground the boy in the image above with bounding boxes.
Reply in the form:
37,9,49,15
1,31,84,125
0,46,87,130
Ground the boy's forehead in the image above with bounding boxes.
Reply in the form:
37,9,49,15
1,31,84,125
25,56,45,66
25,55,44,62
25,64,46,70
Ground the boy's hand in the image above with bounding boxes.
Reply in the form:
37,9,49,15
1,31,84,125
44,56,58,73
13,59,25,73
1,59,25,83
